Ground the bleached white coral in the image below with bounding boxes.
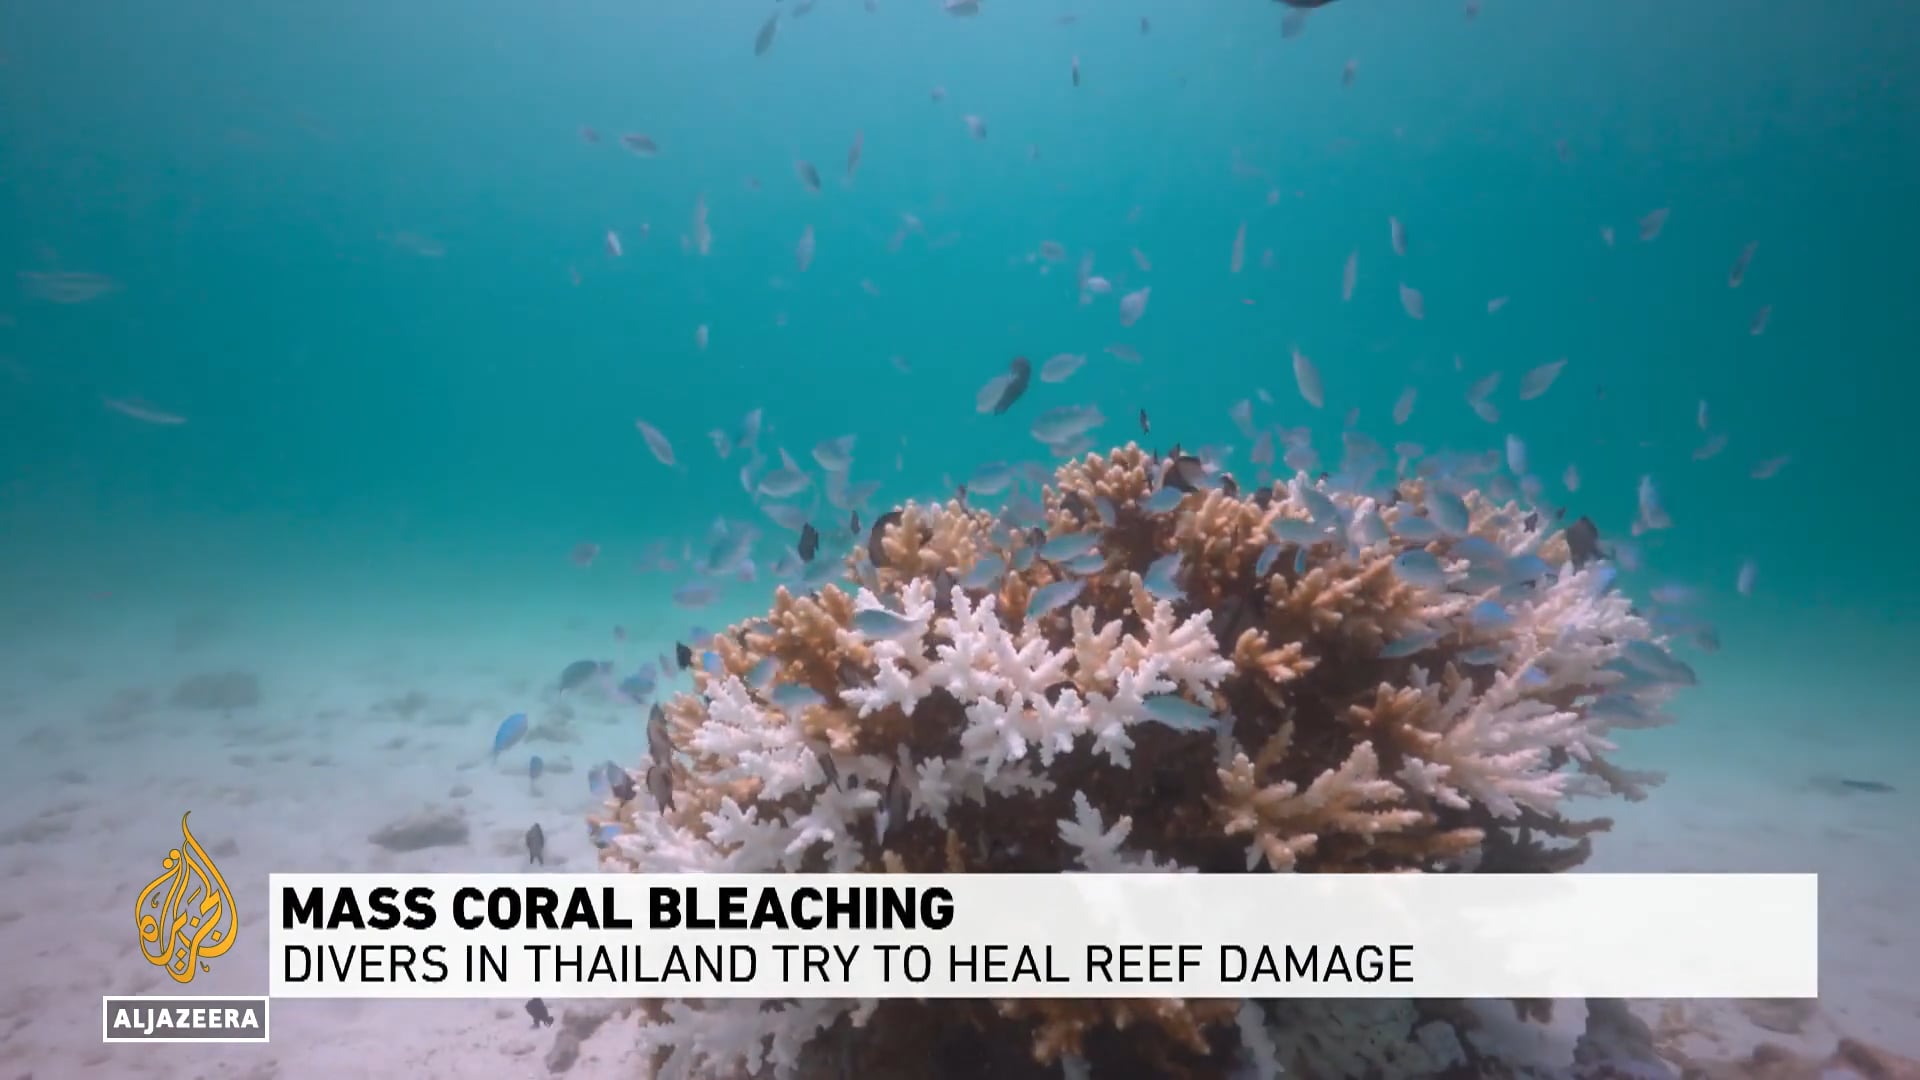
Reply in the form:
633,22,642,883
842,585,1235,778
1057,791,1191,873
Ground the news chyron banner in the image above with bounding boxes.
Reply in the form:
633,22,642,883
103,810,1820,1045
269,872,1817,1000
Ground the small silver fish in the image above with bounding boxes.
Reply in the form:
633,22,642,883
1517,359,1565,400
1728,241,1757,288
1254,544,1282,576
635,420,676,466
1379,629,1442,658
758,465,812,499
1506,434,1528,476
851,607,921,639
795,225,816,273
960,557,1005,591
1393,549,1448,589
1469,600,1513,629
1398,283,1425,320
1039,353,1085,384
1141,552,1185,600
1140,694,1220,733
1393,386,1416,425
1427,491,1469,535
1025,579,1084,619
1040,532,1099,561
1637,475,1672,530
1291,345,1323,408
1143,486,1186,514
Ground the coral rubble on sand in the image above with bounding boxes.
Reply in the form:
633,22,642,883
590,444,1698,1079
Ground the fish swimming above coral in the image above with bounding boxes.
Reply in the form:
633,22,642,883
590,441,1698,1080
557,659,608,695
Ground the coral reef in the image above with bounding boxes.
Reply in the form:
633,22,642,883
590,444,1698,1079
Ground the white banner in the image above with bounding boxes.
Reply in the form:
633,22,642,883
266,872,1817,1000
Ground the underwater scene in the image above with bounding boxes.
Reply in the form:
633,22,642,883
1,0,1916,1076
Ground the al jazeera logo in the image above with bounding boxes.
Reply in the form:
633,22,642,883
101,812,269,1044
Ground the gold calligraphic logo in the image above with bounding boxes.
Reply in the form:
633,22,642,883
136,812,236,984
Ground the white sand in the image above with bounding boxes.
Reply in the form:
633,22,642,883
1,586,1913,1080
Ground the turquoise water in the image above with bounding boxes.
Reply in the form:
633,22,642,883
1,0,1917,1071
3,3,1916,633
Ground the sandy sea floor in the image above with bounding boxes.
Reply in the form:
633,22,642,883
0,583,1914,1080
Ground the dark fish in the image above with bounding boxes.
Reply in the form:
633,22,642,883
848,510,859,537
1837,778,1895,794
1566,516,1602,568
814,746,841,789
647,761,675,810
877,762,909,843
559,659,607,694
932,568,957,616
1274,0,1337,6
753,12,779,56
799,522,821,562
1139,408,1150,434
647,704,673,766
525,824,546,866
868,510,903,568
1164,454,1207,493
616,672,654,703
955,482,969,508
989,356,1031,415
674,642,694,670
526,999,554,1028
608,766,636,803
1061,491,1091,523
